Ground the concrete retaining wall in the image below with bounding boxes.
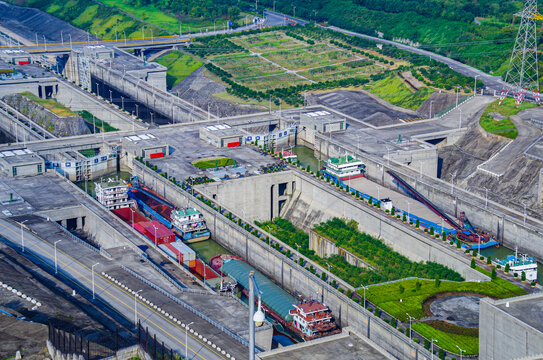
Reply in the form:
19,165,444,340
309,230,373,269
133,163,436,360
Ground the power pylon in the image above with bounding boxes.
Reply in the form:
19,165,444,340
499,0,541,106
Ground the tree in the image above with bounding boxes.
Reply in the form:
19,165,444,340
487,255,492,265
402,213,407,222
415,219,420,228
391,207,395,216
505,263,510,273
456,240,461,249
434,277,441,288
345,185,350,193
368,196,373,204
521,271,526,282
471,258,476,268
399,284,405,293
491,267,497,280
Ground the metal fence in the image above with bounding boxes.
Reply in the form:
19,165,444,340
48,323,132,360
120,265,255,351
136,322,181,360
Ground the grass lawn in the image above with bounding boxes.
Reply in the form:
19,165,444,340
77,111,118,132
192,157,236,169
212,92,287,110
363,274,525,321
20,92,75,117
479,97,537,139
155,51,203,89
99,0,179,33
364,75,433,110
78,149,97,158
412,322,479,355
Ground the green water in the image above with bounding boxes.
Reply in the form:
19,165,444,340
290,146,322,172
74,171,133,198
188,239,232,264
481,246,542,283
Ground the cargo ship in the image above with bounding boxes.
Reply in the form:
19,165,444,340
323,155,366,181
286,300,340,341
493,248,538,281
170,208,210,243
127,177,210,243
212,254,339,341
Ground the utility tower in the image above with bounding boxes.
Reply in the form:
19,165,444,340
499,0,541,106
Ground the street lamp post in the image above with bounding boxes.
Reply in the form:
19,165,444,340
431,339,438,360
92,262,99,299
326,263,332,282
361,285,366,308
152,225,158,248
249,271,265,360
376,185,380,201
54,240,62,274
450,172,456,195
456,345,466,360
429,100,434,119
474,75,480,95
484,187,488,209
406,313,415,340
20,220,28,252
407,201,410,223
109,89,113,103
458,108,462,129
134,289,142,325
185,321,194,359
130,208,135,227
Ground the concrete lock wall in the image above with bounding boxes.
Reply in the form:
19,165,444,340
89,59,206,123
133,163,454,360
479,295,543,360
196,168,484,281
38,204,131,248
0,78,44,98
197,172,295,222
55,82,142,131
313,134,543,263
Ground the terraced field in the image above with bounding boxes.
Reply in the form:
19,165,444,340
231,32,306,53
299,61,381,82
211,54,284,79
262,44,356,71
238,73,311,91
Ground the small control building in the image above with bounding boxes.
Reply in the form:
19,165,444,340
199,124,245,148
122,133,169,162
0,149,45,177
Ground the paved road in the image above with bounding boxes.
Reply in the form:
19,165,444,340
0,218,229,360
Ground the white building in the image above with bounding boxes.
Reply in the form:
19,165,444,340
95,180,134,210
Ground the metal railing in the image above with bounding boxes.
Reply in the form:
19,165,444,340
120,265,255,351
137,252,187,290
